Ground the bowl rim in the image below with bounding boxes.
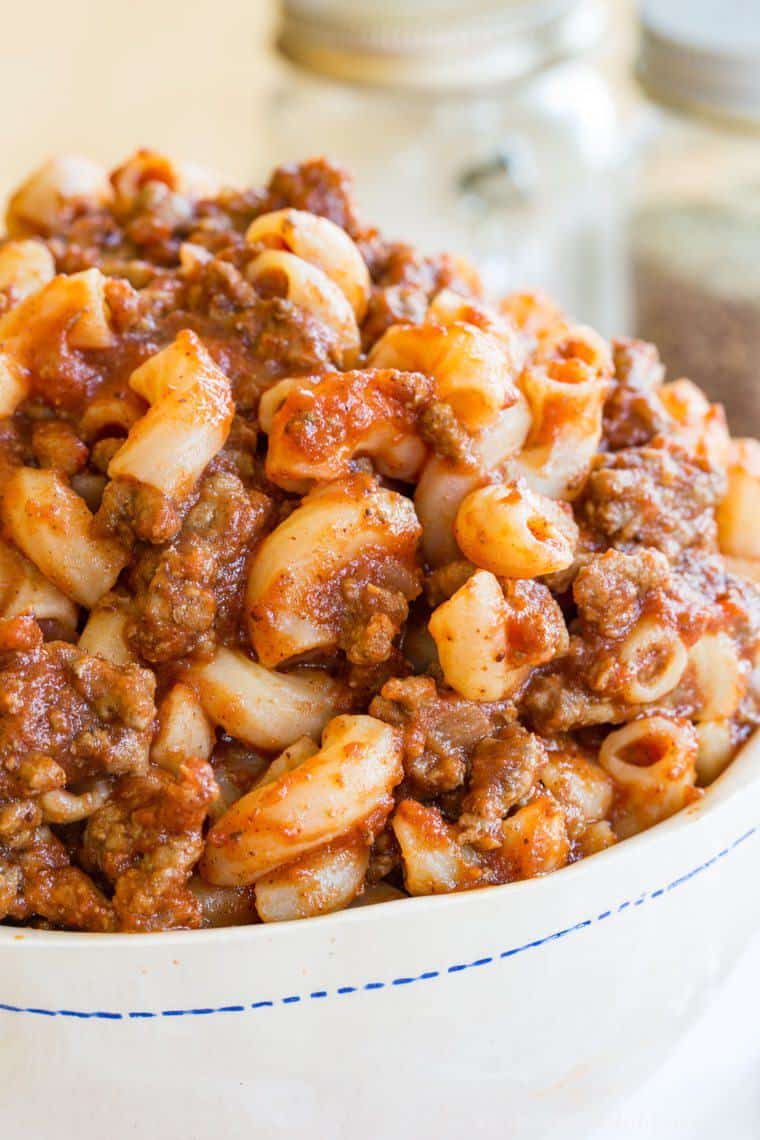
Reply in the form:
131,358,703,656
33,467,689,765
3,729,758,951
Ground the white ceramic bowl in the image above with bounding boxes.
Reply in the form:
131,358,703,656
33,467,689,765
2,732,759,1140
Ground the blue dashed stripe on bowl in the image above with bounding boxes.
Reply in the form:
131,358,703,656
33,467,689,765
0,825,755,1022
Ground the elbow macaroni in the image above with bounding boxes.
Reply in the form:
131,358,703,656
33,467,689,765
392,799,483,896
1,467,127,608
499,796,570,879
78,593,135,665
107,330,234,502
0,268,115,415
684,632,746,722
368,320,520,432
246,476,421,667
414,396,532,567
248,248,361,368
0,240,55,308
617,618,688,704
254,833,370,923
188,646,348,752
151,683,216,773
716,439,760,559
429,569,566,701
513,327,612,500
657,379,731,469
427,288,526,361
246,208,370,320
599,716,698,838
455,481,578,578
429,569,517,701
201,714,403,886
264,368,433,491
0,539,78,631
110,149,222,210
6,156,112,237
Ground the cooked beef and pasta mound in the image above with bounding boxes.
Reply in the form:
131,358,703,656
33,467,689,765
0,152,758,932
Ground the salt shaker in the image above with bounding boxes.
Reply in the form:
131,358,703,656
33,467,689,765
262,0,626,332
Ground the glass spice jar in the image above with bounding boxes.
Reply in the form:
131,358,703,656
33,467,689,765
260,0,627,333
630,0,760,434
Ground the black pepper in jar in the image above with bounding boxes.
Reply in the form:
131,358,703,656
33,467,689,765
632,200,760,435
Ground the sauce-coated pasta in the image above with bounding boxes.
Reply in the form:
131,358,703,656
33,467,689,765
0,152,757,932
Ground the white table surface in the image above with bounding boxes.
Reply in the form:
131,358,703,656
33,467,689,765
594,932,760,1138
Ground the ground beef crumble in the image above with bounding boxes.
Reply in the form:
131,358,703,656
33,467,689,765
580,440,726,562
82,758,217,932
0,624,156,796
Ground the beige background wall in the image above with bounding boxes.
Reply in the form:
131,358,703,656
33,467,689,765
0,0,277,197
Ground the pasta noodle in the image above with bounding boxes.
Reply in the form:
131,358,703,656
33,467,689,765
246,208,370,319
248,249,361,367
0,239,55,307
254,833,370,923
499,796,570,878
246,475,421,666
0,539,78,631
264,368,432,491
716,439,760,559
78,593,134,665
414,396,532,567
599,716,698,838
1,467,127,607
686,632,746,722
657,378,731,468
110,149,222,210
6,156,111,236
107,330,234,502
513,325,612,500
202,715,403,885
187,646,348,752
151,683,216,773
368,319,520,432
392,799,482,896
695,720,736,786
39,780,112,825
455,481,578,577
427,288,526,359
539,749,614,841
617,618,688,704
0,268,114,414
428,569,567,701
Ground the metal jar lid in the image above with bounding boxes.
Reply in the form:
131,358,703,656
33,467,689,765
276,0,604,91
637,0,760,127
